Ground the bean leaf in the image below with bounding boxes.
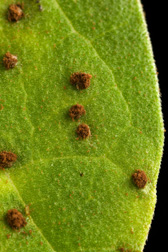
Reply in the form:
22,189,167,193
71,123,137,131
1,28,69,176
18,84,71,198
0,0,164,251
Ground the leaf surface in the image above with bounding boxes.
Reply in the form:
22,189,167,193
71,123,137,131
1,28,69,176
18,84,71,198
0,0,164,251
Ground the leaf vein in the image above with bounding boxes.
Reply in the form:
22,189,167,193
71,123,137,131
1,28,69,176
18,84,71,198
54,0,133,127
5,173,56,252
54,0,155,141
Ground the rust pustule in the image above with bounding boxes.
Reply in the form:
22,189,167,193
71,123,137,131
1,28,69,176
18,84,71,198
0,151,17,169
69,104,86,121
70,72,92,90
8,3,24,22
132,169,147,189
76,123,91,139
3,52,18,70
7,209,27,230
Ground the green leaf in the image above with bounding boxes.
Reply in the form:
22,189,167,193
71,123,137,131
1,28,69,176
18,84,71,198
0,0,164,251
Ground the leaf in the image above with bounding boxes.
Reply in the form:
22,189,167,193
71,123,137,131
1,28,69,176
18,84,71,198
0,0,164,251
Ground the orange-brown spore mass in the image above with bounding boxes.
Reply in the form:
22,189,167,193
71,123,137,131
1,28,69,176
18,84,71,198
132,169,147,189
8,4,24,22
76,123,91,139
0,151,17,169
7,209,27,230
70,72,92,90
69,104,86,120
3,52,18,70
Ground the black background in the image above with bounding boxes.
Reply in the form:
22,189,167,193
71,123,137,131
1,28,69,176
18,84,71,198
141,1,167,251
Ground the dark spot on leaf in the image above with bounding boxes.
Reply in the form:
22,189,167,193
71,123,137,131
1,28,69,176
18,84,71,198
29,230,32,235
39,5,43,12
8,4,24,22
6,209,27,230
70,72,92,90
21,230,28,236
3,52,18,70
132,169,147,189
76,123,91,139
6,234,11,239
69,104,86,121
0,151,17,169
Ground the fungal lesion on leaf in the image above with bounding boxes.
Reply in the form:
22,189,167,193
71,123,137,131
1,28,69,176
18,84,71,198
7,3,24,22
0,151,17,169
3,52,18,70
76,123,91,139
132,169,148,189
6,209,27,230
69,104,86,121
70,72,92,90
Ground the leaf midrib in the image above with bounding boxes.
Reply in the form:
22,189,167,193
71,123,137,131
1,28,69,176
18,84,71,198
5,172,56,252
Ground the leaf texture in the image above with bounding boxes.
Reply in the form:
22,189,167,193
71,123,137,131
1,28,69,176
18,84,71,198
0,0,164,251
